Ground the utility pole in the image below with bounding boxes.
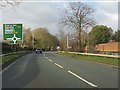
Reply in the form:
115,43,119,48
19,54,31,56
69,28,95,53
67,34,69,50
32,34,34,51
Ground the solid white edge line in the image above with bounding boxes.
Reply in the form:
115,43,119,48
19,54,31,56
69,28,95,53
54,63,64,69
68,70,98,88
0,55,27,74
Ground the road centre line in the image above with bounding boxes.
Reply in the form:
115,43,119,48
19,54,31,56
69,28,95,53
68,70,98,88
48,59,53,62
43,54,63,68
43,54,46,57
43,54,53,62
43,53,97,88
54,63,64,69
43,54,48,59
45,56,48,59
41,53,98,88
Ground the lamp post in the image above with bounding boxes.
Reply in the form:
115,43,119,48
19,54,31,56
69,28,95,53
32,33,34,51
67,34,69,50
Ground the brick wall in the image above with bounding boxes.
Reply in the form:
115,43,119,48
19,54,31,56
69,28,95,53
96,42,120,52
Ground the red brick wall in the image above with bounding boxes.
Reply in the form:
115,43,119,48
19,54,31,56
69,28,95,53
96,42,120,52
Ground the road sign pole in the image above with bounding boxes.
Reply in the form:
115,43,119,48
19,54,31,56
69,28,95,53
32,34,34,51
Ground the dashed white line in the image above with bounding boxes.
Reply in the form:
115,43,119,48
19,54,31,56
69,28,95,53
43,54,53,62
54,63,64,69
43,54,48,59
48,59,53,62
68,70,98,88
43,53,97,88
43,54,63,68
45,56,48,59
43,54,45,57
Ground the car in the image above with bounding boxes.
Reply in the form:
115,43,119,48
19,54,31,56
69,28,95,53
35,48,42,54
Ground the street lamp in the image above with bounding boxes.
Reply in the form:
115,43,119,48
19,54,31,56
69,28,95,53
32,33,34,51
67,34,69,49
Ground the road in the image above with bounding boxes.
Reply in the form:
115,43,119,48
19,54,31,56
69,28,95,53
2,52,118,88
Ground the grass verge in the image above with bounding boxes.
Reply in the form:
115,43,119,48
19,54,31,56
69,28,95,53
58,52,119,66
1,51,32,69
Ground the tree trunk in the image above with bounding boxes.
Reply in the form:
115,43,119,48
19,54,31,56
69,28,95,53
77,23,82,52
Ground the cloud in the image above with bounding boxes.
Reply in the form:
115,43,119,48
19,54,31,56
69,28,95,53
91,2,118,31
1,1,118,38
96,2,118,14
2,2,62,35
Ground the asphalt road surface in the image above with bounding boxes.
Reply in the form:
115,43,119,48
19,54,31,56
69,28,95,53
2,52,118,88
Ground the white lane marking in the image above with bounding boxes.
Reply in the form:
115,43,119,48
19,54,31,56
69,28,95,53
54,63,64,69
0,55,27,74
68,70,98,88
43,54,46,57
43,54,45,56
43,54,47,59
48,59,53,62
37,53,97,88
43,54,53,62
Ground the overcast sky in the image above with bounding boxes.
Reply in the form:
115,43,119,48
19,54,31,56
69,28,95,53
0,0,119,41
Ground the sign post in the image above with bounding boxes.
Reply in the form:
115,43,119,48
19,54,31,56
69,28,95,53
3,24,23,44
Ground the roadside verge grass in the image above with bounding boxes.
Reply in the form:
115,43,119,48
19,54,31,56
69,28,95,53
58,52,119,66
0,51,32,69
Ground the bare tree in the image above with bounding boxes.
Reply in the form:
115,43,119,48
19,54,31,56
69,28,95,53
0,0,21,7
58,2,96,52
56,29,67,51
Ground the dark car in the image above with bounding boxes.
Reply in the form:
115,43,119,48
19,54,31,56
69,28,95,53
35,49,42,54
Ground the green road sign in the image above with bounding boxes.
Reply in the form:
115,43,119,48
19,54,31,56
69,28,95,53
3,24,23,44
9,41,18,44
